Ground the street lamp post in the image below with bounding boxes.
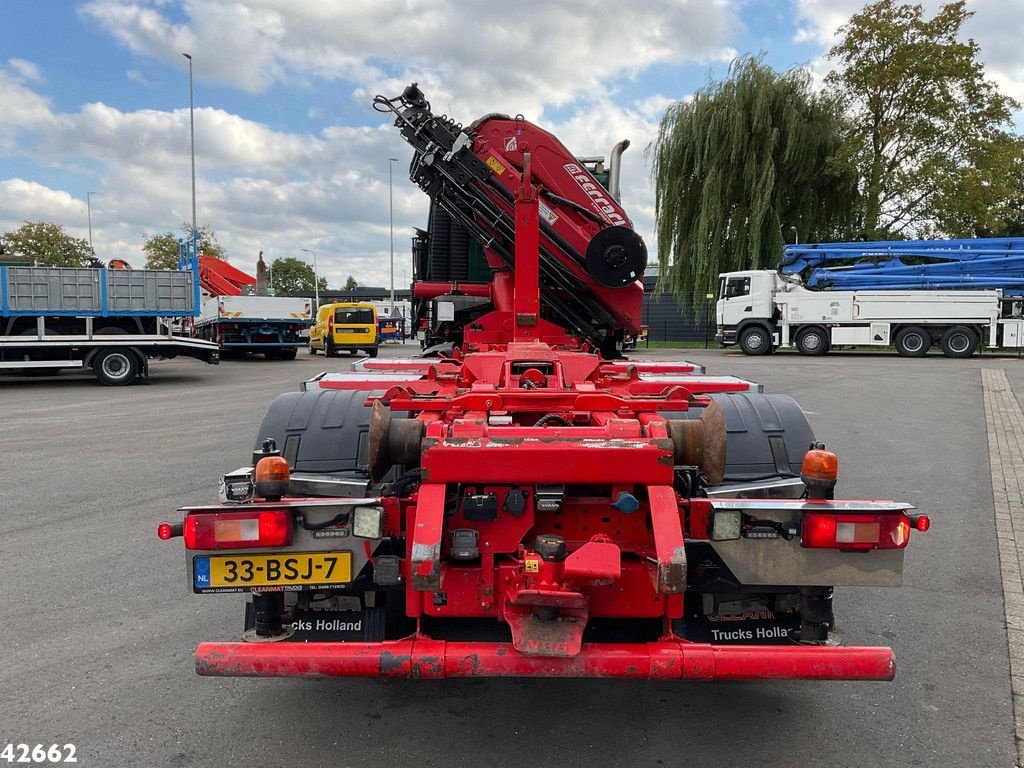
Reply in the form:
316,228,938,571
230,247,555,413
300,248,320,310
389,157,398,314
86,192,95,255
182,52,197,261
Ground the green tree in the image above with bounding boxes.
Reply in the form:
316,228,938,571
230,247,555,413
270,257,328,297
342,275,359,291
650,56,859,310
826,0,1019,238
1,221,94,267
927,132,1024,237
142,224,226,269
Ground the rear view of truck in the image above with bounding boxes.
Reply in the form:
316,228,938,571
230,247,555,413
159,85,929,681
195,295,311,360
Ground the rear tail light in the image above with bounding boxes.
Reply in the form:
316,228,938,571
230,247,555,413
157,521,183,540
183,510,293,550
801,512,926,551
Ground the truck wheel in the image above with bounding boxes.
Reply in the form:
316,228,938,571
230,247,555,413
326,339,337,358
93,348,140,386
940,326,978,358
308,343,317,355
278,348,297,361
739,326,772,356
894,326,930,357
795,326,830,356
367,347,379,358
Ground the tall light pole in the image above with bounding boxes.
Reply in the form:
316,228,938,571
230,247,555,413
86,192,95,255
389,157,398,315
300,248,320,310
182,52,197,261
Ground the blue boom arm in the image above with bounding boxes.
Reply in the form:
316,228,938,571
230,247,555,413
780,238,1024,296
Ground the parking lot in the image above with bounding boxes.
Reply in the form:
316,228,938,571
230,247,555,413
2,345,1021,767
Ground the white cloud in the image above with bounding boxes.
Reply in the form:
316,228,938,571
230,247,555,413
0,180,84,225
81,0,737,111
8,58,43,82
0,69,54,129
0,81,430,286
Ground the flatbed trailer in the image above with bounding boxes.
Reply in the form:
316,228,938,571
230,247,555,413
195,295,311,360
0,263,218,384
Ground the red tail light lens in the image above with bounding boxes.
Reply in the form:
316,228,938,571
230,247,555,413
801,512,912,551
183,510,292,550
157,521,182,540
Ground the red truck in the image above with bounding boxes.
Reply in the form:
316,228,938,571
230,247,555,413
160,85,928,681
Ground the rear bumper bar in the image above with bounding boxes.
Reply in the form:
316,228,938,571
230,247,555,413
195,640,895,681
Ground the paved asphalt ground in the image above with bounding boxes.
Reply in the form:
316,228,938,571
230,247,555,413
2,344,1022,767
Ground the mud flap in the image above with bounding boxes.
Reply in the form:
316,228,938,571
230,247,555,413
677,608,802,645
244,604,386,642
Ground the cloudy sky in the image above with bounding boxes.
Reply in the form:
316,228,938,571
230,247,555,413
1,0,1020,289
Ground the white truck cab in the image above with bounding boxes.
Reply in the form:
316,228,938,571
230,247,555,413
716,270,782,354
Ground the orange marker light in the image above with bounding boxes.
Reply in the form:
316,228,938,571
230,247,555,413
254,455,290,500
801,449,838,481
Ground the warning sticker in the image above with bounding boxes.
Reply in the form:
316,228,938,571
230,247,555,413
538,201,559,225
524,558,540,573
486,155,506,176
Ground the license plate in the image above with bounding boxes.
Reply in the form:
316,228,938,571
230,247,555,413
192,552,352,593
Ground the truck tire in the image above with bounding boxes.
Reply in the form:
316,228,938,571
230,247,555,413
940,326,978,358
308,343,317,355
93,348,140,386
367,347,379,358
795,326,830,356
326,338,337,358
278,348,297,361
739,326,772,356
894,326,930,357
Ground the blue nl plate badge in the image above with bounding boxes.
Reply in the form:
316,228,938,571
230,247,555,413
193,556,211,588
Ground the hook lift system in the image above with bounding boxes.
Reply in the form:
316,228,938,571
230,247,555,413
160,85,928,681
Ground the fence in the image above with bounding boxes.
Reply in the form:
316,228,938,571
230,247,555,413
641,281,716,344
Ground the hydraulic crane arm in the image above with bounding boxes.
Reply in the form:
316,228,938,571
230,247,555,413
374,84,647,353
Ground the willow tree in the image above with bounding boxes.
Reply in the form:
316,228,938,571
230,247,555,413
650,56,859,312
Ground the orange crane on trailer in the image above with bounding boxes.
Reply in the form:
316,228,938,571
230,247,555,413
191,254,311,360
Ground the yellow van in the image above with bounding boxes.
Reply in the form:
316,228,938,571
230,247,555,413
309,302,379,357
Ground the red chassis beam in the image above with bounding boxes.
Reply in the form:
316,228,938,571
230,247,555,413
196,640,895,681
